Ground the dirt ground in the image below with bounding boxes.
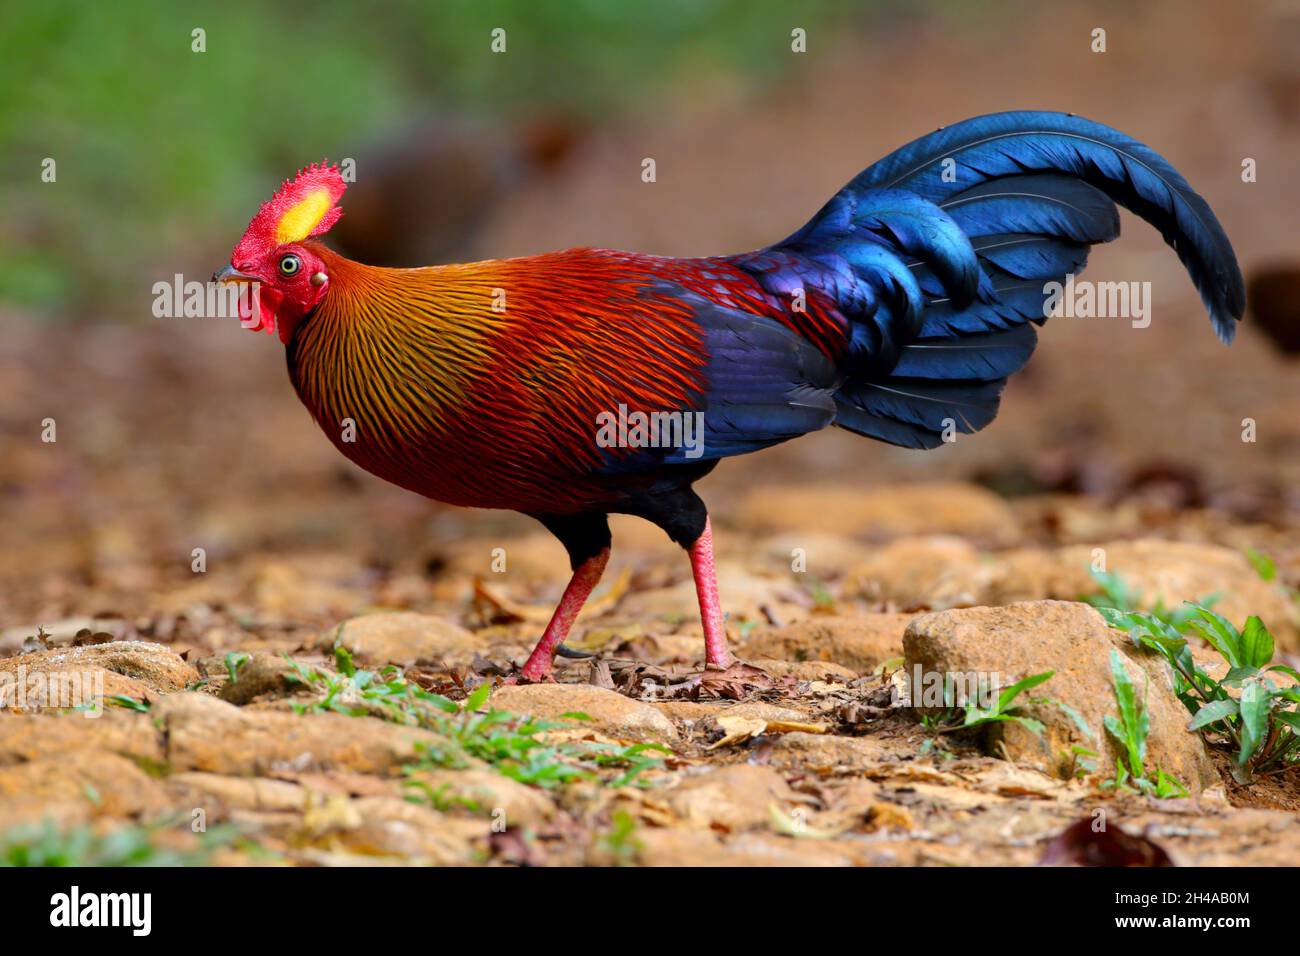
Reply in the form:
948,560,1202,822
1,0,1298,865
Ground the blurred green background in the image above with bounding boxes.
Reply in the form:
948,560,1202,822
0,0,904,318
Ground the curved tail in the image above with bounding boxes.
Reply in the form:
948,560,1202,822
740,111,1245,449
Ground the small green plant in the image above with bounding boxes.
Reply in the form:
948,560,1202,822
917,671,1055,754
105,695,150,713
402,682,671,792
224,651,250,683
1098,604,1300,784
284,646,457,726
285,651,671,791
596,809,643,866
1066,744,1100,779
1245,548,1276,582
1082,567,1217,633
1098,648,1188,797
0,819,241,867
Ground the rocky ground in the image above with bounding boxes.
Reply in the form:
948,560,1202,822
2,0,1298,866
2,479,1299,867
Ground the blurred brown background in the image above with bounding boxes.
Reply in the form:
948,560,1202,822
1,0,1297,637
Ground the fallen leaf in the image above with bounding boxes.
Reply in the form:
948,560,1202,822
1037,817,1174,867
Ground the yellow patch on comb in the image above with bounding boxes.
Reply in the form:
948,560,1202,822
275,189,334,245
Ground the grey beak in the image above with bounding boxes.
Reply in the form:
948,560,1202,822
212,264,258,283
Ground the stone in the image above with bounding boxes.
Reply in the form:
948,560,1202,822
665,764,797,830
404,768,556,827
0,640,199,696
170,772,307,812
218,654,306,705
0,751,171,827
902,600,1219,791
489,683,678,743
153,692,451,776
984,540,1300,651
739,614,911,672
0,710,165,768
634,828,859,866
327,612,480,666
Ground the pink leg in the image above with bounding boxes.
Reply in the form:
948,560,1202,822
518,548,610,681
689,518,732,668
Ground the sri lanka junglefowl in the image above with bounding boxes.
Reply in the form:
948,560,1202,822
215,111,1244,681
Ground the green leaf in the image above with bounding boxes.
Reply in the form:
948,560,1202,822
464,682,492,713
105,695,150,713
1238,681,1268,765
995,671,1054,713
1187,606,1243,668
1267,664,1300,682
1006,715,1045,737
1239,616,1275,670
1154,769,1189,799
1187,698,1238,731
1221,665,1260,685
1245,548,1277,581
1106,649,1146,776
223,651,249,684
1094,606,1137,629
1273,710,1300,732
333,645,356,678
1051,699,1094,739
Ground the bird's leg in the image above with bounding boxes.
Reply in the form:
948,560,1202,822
518,547,610,681
689,517,732,669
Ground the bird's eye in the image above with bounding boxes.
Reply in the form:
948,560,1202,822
278,254,301,276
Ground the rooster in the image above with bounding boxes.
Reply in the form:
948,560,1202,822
215,112,1244,681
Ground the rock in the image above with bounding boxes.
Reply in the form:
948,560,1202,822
843,536,988,609
404,768,556,827
0,710,165,768
739,614,911,672
218,654,305,705
489,684,678,743
666,764,797,830
0,641,199,697
0,665,152,712
903,601,1219,791
327,612,479,666
153,692,450,776
735,482,1021,545
635,828,859,866
0,751,171,827
984,540,1300,651
306,795,478,864
170,772,307,812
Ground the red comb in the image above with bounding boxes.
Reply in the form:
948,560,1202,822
232,162,347,264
